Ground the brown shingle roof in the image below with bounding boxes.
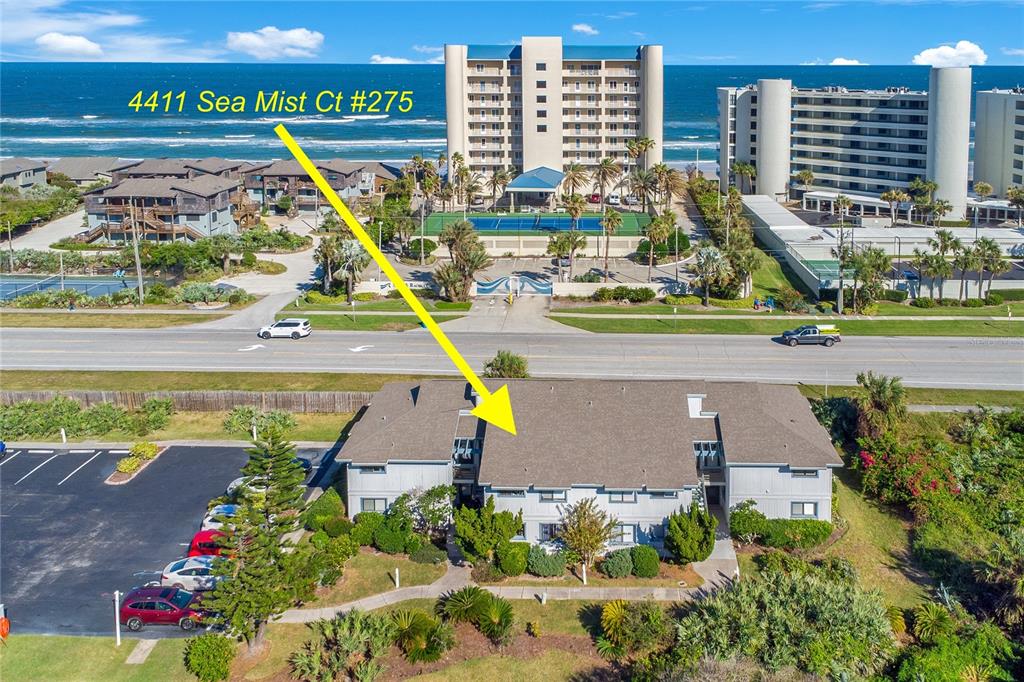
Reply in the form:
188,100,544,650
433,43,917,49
186,157,243,174
96,176,239,199
113,159,194,176
341,379,841,491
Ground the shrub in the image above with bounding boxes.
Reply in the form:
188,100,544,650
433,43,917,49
593,287,615,302
938,298,959,307
775,287,806,312
881,289,909,303
526,621,541,637
372,524,411,554
630,545,660,578
896,621,1016,682
475,594,516,646
984,292,1004,305
302,488,346,531
729,500,833,549
817,301,835,314
222,406,297,437
729,500,766,543
137,398,174,433
241,251,257,267
811,396,858,443
600,548,633,578
636,238,669,262
404,533,426,555
391,609,454,663
470,560,505,583
179,282,222,304
130,442,159,460
323,515,353,538
410,543,447,565
352,292,377,302
116,456,142,473
619,600,669,653
527,545,566,577
438,585,486,623
453,497,524,561
997,288,1024,301
911,297,936,308
183,633,235,682
82,402,131,435
962,298,984,308
664,294,702,306
664,502,718,564
496,542,529,577
350,512,385,546
572,270,602,283
406,238,437,258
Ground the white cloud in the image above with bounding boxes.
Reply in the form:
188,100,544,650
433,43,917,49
226,26,324,60
412,45,442,54
912,40,987,67
830,57,867,65
2,0,141,42
630,31,647,38
369,54,443,65
804,2,840,10
1002,47,1024,57
572,23,600,36
34,31,102,57
601,11,636,20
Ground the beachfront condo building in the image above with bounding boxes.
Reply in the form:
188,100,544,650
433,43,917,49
974,87,1024,199
717,66,972,220
444,36,663,181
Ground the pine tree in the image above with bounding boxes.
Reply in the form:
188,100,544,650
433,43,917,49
664,501,718,564
203,429,307,653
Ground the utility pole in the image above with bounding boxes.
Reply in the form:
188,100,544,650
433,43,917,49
129,198,145,306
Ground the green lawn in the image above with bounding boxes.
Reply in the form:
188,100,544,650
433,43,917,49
872,301,1024,317
797,384,1024,408
551,315,1024,337
0,370,430,393
752,250,811,300
0,312,225,328
0,635,190,682
296,298,471,313
819,475,931,610
308,549,448,607
279,313,462,332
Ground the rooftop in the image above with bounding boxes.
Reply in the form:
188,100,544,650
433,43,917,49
0,157,46,175
112,158,193,177
46,156,123,180
341,379,841,490
506,166,564,191
464,44,642,61
92,176,239,199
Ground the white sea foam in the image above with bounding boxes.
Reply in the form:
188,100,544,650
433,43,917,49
345,114,389,120
5,135,446,149
379,118,445,127
224,134,255,139
81,115,98,120
662,141,719,150
664,120,717,129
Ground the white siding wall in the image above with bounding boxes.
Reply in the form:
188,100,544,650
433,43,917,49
725,465,833,521
487,486,695,546
346,461,453,516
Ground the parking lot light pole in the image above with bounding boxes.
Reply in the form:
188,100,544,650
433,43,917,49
113,590,121,647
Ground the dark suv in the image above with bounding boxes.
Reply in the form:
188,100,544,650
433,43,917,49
120,587,203,632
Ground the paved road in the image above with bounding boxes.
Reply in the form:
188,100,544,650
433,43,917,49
10,209,86,250
1,327,1021,389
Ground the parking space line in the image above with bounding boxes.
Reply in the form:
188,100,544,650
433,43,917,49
14,454,60,485
109,449,129,454
0,451,21,466
57,452,103,486
69,449,95,454
28,449,54,454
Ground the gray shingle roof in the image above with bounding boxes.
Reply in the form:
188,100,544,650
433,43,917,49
0,157,46,176
96,176,239,199
186,157,243,174
340,379,841,490
112,159,194,176
46,157,122,180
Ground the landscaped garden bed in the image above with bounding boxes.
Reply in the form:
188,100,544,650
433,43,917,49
105,441,166,484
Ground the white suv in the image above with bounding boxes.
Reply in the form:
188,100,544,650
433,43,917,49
258,318,311,339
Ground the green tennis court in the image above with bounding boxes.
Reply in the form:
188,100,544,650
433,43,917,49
423,211,651,237
803,259,854,280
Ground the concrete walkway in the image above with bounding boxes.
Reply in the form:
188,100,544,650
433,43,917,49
10,209,86,250
440,296,586,334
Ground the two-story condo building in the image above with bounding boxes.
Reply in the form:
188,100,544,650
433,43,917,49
340,379,841,552
444,36,663,179
240,159,400,211
46,157,124,187
0,157,47,191
717,66,972,219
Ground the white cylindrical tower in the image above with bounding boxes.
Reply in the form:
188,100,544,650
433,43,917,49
444,44,468,172
927,67,971,220
755,79,792,201
640,45,664,167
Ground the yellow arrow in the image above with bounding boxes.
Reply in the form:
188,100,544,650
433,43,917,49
274,124,517,435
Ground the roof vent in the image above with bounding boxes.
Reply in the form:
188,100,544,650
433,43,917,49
587,400,593,407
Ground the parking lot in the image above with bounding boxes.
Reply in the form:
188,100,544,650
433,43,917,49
0,445,327,636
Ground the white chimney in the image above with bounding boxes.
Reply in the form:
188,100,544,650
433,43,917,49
687,394,705,418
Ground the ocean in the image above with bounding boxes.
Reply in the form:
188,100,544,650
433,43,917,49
1,63,1021,164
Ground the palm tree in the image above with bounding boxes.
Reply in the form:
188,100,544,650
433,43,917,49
651,163,671,206
563,193,588,279
561,163,590,197
337,239,371,303
972,180,993,225
732,161,756,194
592,157,621,213
910,247,928,299
727,246,762,299
855,371,908,438
926,253,953,301
438,219,476,262
644,216,671,283
932,199,953,226
952,245,979,303
973,237,1001,299
880,189,909,227
628,169,656,212
794,169,814,200
693,243,733,306
487,169,510,209
461,173,482,219
314,235,341,294
1007,186,1024,228
546,232,570,282
625,139,641,176
659,168,687,212
600,208,622,283
438,184,454,213
985,253,1012,298
634,136,656,171
834,194,853,314
928,228,961,260
456,243,492,295
909,176,938,204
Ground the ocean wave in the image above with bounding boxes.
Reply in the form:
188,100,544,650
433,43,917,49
82,115,98,120
379,118,445,127
4,135,446,149
664,120,717,129
662,141,719,150
253,115,355,124
346,114,389,120
224,134,255,139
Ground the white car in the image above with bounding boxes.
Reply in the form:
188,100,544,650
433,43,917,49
624,195,639,206
606,193,621,206
160,556,222,591
258,318,311,340
226,476,266,497
201,504,239,531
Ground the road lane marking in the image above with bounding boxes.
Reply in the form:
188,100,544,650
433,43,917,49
14,454,60,485
57,451,103,486
0,452,21,466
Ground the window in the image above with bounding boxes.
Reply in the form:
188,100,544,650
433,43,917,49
536,62,546,71
537,110,547,118
536,80,547,89
537,95,546,103
611,524,636,544
693,441,722,468
475,64,484,73
791,469,819,478
537,124,547,133
649,491,678,499
791,501,818,519
356,465,385,474
539,523,561,542
154,601,174,612
538,490,567,502
608,490,636,504
496,489,526,498
361,498,387,513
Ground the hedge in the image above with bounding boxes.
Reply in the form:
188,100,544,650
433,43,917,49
410,543,447,565
301,488,347,531
729,500,833,550
599,548,633,578
497,542,529,576
593,285,656,303
881,290,908,303
996,289,1024,301
630,545,661,578
0,395,174,440
116,456,142,473
323,515,353,538
527,545,566,577
350,512,385,546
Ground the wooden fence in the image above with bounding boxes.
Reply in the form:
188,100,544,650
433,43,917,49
0,390,374,414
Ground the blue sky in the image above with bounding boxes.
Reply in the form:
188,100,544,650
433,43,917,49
2,0,1021,65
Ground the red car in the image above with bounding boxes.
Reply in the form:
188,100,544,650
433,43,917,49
188,529,227,557
120,587,203,631
587,193,601,204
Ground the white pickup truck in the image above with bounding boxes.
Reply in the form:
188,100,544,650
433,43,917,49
781,324,841,347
